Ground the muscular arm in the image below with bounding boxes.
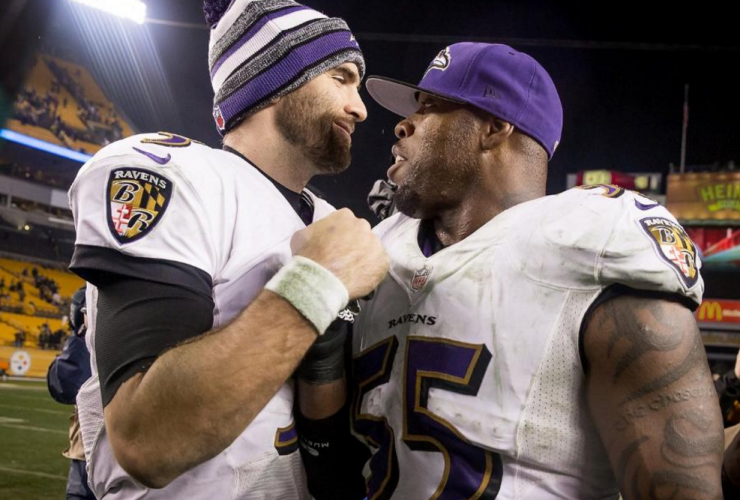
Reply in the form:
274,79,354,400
583,294,724,500
103,208,388,489
106,290,318,488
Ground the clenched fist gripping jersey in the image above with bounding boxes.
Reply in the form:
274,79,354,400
69,132,335,499
352,186,703,500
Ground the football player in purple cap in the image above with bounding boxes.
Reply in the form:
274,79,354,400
348,43,723,499
68,1,386,499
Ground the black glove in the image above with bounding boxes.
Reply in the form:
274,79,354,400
367,179,397,221
298,309,354,383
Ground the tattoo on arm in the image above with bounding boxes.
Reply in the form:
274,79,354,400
621,335,706,405
616,436,649,481
584,295,723,500
601,298,684,384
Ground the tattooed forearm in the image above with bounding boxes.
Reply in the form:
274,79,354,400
584,295,723,500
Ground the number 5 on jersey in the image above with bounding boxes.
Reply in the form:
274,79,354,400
353,335,502,500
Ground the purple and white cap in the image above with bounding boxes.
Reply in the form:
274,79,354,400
205,0,365,134
366,43,563,158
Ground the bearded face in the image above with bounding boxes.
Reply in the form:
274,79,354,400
275,83,352,175
393,109,480,219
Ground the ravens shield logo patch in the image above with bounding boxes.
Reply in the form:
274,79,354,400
107,167,173,244
640,217,699,289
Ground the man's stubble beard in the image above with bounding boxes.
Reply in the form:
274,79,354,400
394,117,479,219
275,86,351,175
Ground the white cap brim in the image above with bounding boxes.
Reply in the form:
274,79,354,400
366,76,465,118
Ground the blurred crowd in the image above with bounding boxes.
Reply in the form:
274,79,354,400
11,58,125,151
0,161,72,188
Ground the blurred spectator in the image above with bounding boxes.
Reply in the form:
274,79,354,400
38,322,52,349
51,328,65,350
31,270,61,306
38,331,49,350
47,286,95,500
715,349,740,428
724,425,740,499
13,330,25,348
11,57,127,148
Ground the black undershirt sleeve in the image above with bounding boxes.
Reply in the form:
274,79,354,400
94,276,214,407
71,244,213,299
70,244,215,406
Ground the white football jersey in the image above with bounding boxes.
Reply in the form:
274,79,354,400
352,185,703,500
70,132,335,500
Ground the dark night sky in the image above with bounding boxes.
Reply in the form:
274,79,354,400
44,0,740,220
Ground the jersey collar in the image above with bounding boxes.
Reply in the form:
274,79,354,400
223,145,314,225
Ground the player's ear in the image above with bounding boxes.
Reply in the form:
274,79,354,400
264,95,283,108
480,115,514,152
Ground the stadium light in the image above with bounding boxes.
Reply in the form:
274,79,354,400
69,0,147,25
0,129,93,163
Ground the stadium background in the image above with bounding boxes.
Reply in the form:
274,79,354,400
0,1,738,498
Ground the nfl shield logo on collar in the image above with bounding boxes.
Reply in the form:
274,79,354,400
411,265,432,292
107,167,173,244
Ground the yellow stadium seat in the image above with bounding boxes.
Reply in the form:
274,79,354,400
44,56,134,138
6,119,64,146
13,55,135,149
0,312,64,338
0,258,84,301
0,320,19,345
55,87,88,130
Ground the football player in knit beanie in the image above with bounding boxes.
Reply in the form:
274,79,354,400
203,2,372,498
205,0,365,135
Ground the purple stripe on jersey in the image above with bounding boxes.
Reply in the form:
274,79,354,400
210,5,309,77
218,31,355,123
276,424,297,445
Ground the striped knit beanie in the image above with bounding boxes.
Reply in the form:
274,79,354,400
205,0,365,135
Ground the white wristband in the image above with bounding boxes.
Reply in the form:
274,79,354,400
265,256,349,335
